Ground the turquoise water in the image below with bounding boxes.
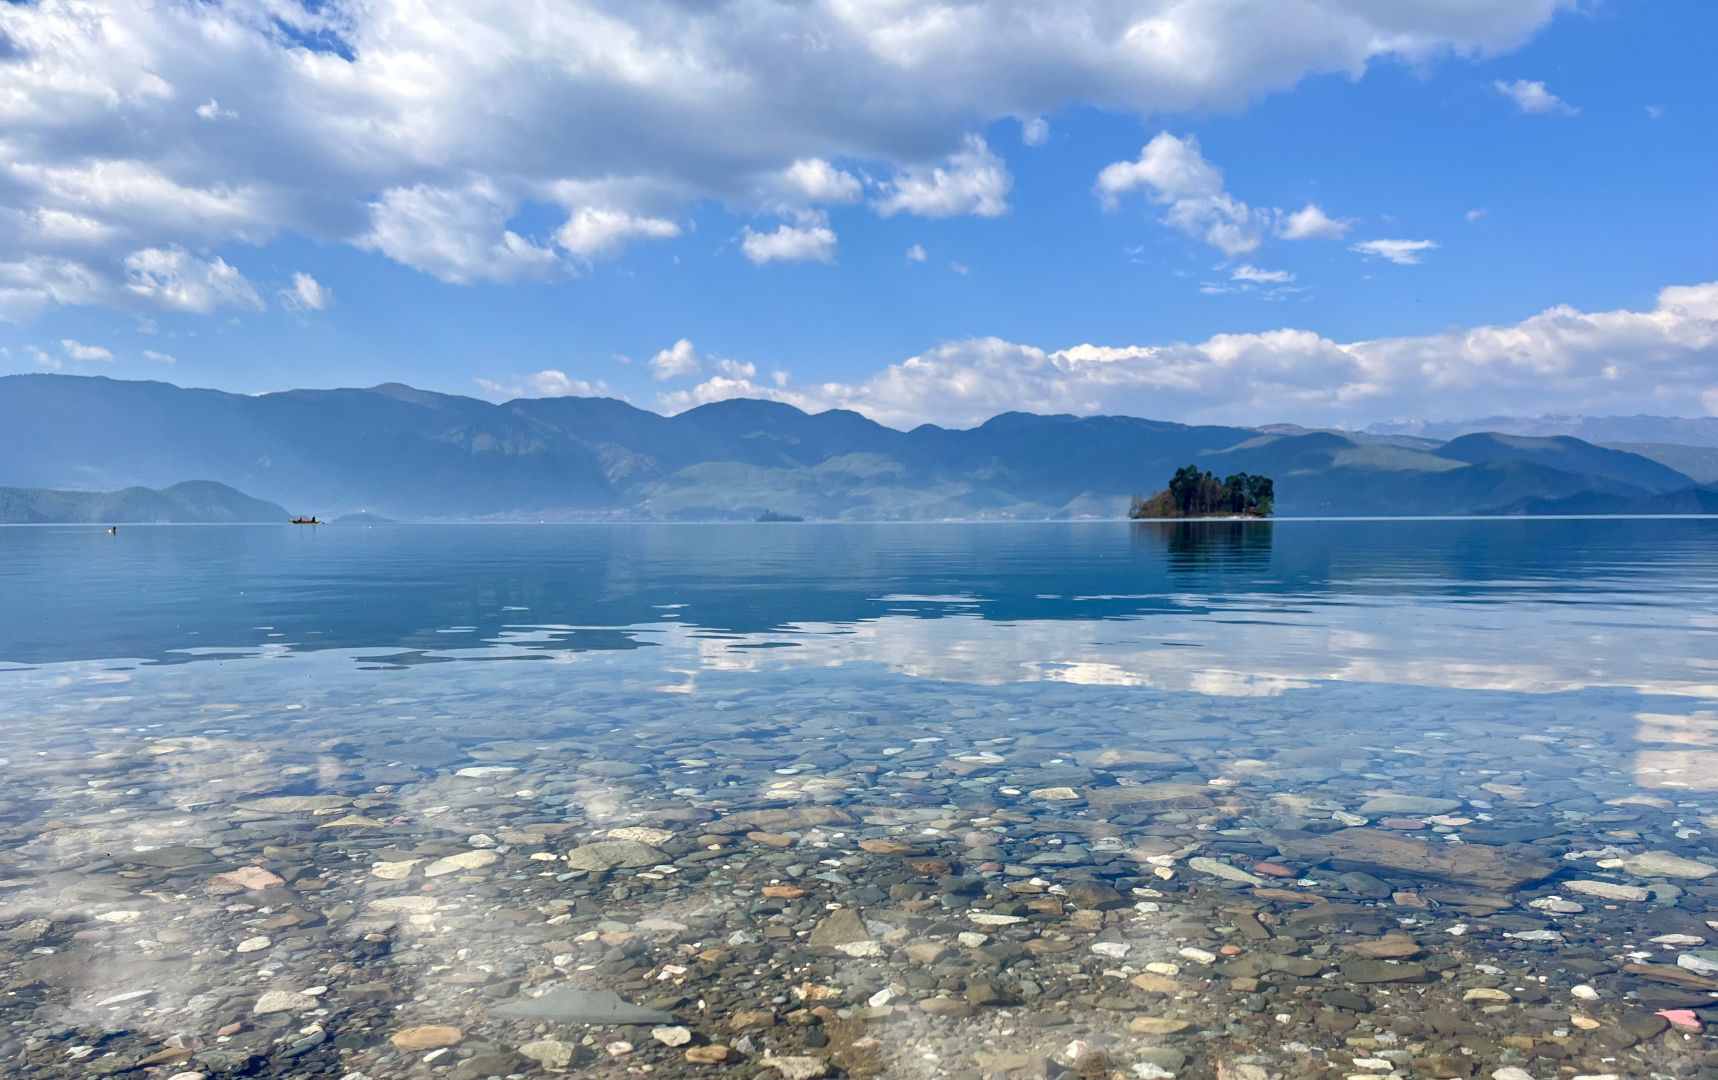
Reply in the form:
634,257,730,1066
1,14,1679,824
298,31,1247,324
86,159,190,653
0,519,1714,1078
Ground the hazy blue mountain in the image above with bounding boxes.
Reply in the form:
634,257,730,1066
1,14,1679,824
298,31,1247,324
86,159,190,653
1430,432,1693,492
1511,483,1718,516
1370,414,1718,448
1601,442,1718,484
0,374,1700,520
0,480,287,523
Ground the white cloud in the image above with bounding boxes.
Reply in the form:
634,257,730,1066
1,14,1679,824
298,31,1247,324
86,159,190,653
123,247,264,312
776,159,862,204
1278,204,1349,240
1232,265,1294,284
648,338,702,381
905,244,927,263
1096,133,1261,256
28,345,58,370
876,136,1011,219
359,182,558,285
1494,78,1578,116
1350,238,1438,265
1020,117,1049,147
60,338,114,361
1646,105,1664,120
0,0,1569,311
740,218,838,264
1466,208,1487,222
653,280,1718,429
474,370,615,400
0,257,108,321
143,349,175,364
280,271,332,312
194,99,237,122
949,262,972,276
715,357,756,379
555,207,681,259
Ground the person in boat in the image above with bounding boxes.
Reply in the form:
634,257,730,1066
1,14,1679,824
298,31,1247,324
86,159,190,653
108,525,117,535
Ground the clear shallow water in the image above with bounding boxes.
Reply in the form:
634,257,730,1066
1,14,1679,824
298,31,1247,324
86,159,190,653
0,520,1715,1079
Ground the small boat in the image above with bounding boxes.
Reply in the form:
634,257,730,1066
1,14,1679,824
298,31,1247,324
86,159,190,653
107,525,117,535
290,516,321,525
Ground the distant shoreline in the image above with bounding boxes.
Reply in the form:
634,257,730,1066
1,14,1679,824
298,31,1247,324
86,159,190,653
7,513,1718,527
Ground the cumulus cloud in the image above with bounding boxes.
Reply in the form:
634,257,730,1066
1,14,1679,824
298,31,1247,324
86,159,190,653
123,248,264,313
1278,204,1349,240
1351,238,1438,265
775,159,862,204
876,137,1011,218
1097,134,1265,257
740,217,838,264
143,349,175,364
1020,117,1050,147
555,207,681,259
0,0,1569,313
60,338,114,362
652,281,1718,429
474,370,614,399
905,244,927,263
280,271,331,312
648,338,702,381
359,182,558,285
1494,78,1578,116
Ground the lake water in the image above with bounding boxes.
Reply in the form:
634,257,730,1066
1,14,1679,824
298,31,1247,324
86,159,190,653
1,519,1715,1079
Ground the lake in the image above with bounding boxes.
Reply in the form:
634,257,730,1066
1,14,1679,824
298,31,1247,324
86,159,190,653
1,519,1714,1079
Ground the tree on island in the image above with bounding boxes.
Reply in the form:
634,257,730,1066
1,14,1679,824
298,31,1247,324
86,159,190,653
1130,465,1273,518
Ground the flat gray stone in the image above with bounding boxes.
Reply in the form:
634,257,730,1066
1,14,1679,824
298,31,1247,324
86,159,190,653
492,988,674,1025
1356,795,1462,816
563,840,665,871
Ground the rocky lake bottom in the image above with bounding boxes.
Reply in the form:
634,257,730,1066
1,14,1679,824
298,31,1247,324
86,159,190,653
0,520,1714,1080
1,649,1715,1080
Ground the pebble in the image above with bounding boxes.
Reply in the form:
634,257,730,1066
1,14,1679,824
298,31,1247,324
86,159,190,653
517,1039,575,1071
763,1056,828,1080
389,1026,463,1051
252,990,316,1015
424,849,501,876
1617,850,1715,879
1564,880,1649,901
564,840,667,870
609,826,676,845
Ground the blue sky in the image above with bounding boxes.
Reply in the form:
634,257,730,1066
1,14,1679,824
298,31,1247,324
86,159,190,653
0,0,1714,428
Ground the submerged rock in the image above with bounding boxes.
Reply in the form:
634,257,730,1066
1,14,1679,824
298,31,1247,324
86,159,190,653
492,988,675,1024
1275,828,1556,890
564,840,666,871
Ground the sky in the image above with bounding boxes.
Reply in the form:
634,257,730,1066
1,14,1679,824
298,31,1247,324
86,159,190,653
0,0,1714,430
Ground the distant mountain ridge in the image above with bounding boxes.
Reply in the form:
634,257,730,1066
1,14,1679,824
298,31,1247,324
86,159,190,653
1368,413,1718,448
0,480,287,524
0,373,1708,520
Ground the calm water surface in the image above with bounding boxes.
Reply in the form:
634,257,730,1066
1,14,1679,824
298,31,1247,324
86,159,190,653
0,520,1714,1079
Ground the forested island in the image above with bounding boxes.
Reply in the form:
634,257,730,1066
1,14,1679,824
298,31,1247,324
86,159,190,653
1130,466,1274,519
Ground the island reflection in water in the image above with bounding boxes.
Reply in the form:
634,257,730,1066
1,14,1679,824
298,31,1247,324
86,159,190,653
0,519,1713,1079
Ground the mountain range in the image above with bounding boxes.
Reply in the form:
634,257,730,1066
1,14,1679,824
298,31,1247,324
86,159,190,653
0,480,286,524
1,373,1714,521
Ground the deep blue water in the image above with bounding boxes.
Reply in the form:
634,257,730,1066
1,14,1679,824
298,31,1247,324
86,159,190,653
3,519,1716,681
